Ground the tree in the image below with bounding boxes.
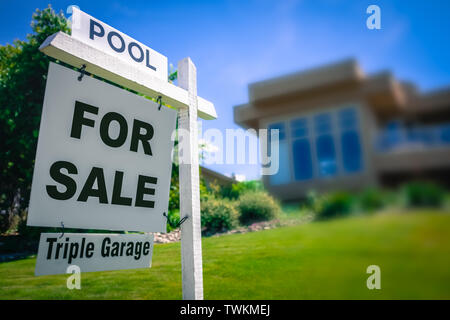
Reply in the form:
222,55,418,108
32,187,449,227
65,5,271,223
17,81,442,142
0,6,69,231
0,5,211,234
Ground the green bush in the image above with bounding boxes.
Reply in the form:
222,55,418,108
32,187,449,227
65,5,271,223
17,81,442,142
166,210,180,232
201,197,238,235
220,180,263,200
304,190,319,211
358,188,388,212
314,191,354,220
237,191,280,225
403,182,445,208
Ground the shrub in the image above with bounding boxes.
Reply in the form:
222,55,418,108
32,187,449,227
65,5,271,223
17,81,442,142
314,191,354,220
166,210,180,232
304,190,319,211
201,197,238,235
403,182,445,208
358,188,388,212
221,180,263,200
237,191,280,225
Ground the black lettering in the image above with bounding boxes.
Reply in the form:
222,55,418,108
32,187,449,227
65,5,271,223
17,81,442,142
63,238,69,259
46,238,57,259
126,242,133,256
112,171,132,206
130,119,153,155
101,237,111,257
134,242,142,260
111,242,119,256
143,241,150,256
86,242,94,258
135,175,157,208
46,161,77,200
55,242,63,259
100,112,128,148
80,238,85,259
71,101,98,139
77,167,108,203
68,242,79,264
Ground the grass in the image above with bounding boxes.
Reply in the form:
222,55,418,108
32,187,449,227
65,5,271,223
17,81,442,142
1,209,450,299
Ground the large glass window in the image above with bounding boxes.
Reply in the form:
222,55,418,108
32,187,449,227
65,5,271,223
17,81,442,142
268,122,291,185
439,124,450,144
341,131,362,172
267,106,364,186
314,113,337,177
315,135,337,176
339,108,363,173
291,118,314,181
292,139,313,180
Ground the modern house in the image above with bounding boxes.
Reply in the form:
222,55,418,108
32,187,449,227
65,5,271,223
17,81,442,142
234,59,450,201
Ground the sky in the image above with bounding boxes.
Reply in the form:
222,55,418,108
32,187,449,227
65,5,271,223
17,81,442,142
1,0,450,180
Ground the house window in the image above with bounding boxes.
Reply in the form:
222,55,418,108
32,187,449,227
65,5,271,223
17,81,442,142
341,131,362,172
291,118,313,181
440,124,450,144
314,113,337,177
339,108,363,173
268,122,291,185
266,105,364,186
292,138,313,180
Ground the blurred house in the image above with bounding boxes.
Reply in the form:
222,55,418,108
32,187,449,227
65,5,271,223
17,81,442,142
234,59,450,201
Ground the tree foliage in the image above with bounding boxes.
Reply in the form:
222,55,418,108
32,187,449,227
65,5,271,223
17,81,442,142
0,6,69,226
0,6,211,234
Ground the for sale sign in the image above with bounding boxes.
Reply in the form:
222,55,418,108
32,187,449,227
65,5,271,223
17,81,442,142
27,62,177,232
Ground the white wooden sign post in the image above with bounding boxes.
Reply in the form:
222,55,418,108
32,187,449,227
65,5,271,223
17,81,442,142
36,8,216,299
178,58,203,300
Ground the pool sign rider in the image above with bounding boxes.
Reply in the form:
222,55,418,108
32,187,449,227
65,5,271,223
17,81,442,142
30,7,216,300
70,7,167,82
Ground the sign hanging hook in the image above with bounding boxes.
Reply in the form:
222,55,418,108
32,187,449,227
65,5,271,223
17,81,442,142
163,212,188,228
59,221,65,239
78,64,87,81
157,95,163,110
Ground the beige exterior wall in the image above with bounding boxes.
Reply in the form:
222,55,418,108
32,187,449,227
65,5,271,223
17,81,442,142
375,147,450,173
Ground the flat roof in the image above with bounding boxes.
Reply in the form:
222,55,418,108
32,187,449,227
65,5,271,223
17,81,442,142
234,59,450,129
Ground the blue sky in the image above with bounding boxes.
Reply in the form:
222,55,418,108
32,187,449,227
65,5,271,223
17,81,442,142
1,0,450,180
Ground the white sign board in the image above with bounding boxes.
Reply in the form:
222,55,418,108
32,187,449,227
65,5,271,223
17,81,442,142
71,7,168,82
35,233,153,276
28,62,177,232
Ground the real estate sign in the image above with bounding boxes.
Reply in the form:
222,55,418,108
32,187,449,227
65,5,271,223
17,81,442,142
27,62,177,232
35,233,154,276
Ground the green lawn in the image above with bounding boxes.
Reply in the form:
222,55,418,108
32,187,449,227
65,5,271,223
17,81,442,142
1,210,450,299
